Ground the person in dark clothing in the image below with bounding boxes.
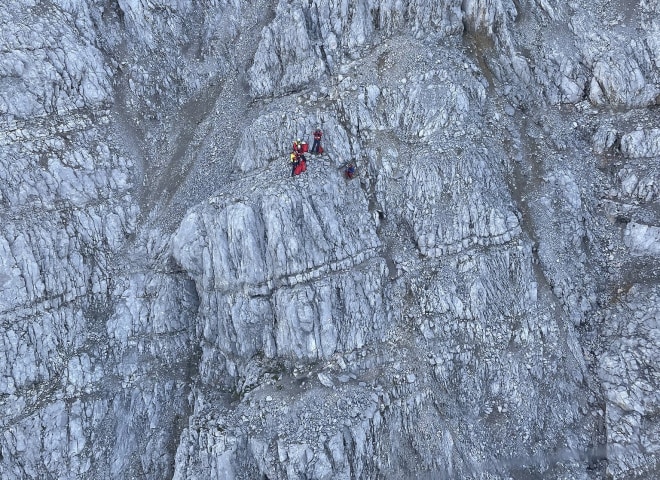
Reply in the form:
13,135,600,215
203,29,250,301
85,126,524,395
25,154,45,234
344,163,356,179
290,152,299,177
311,128,323,154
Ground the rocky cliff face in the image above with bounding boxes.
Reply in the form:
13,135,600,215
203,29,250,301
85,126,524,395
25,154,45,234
1,0,659,478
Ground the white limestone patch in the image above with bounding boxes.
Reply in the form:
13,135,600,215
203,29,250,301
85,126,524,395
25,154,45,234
403,150,521,256
599,286,660,478
0,4,111,118
620,128,660,158
624,222,660,256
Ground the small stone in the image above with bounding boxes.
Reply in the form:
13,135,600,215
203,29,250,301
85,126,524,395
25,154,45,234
336,357,347,370
406,374,416,383
318,373,334,388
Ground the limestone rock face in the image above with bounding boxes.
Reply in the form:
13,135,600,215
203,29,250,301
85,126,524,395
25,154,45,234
171,175,387,380
1,0,659,479
598,286,660,479
621,129,660,159
247,0,466,98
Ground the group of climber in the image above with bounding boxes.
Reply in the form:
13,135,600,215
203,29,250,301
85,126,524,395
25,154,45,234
290,128,323,177
289,128,356,179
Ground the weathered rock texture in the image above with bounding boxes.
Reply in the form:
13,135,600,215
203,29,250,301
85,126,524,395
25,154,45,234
1,0,659,479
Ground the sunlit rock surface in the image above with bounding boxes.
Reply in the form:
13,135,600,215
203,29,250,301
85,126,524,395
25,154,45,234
1,0,659,478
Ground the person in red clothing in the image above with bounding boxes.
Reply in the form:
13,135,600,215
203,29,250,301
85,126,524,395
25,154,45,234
295,155,307,175
311,128,323,154
290,152,307,176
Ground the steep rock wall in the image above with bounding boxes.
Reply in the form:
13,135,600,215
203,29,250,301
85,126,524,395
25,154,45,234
0,0,659,478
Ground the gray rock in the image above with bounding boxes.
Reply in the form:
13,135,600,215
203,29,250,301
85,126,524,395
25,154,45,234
598,286,660,478
624,223,660,256
1,0,659,478
620,128,660,158
592,124,619,154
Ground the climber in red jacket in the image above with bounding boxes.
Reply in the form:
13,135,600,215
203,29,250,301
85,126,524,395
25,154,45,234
311,128,323,154
291,152,307,176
